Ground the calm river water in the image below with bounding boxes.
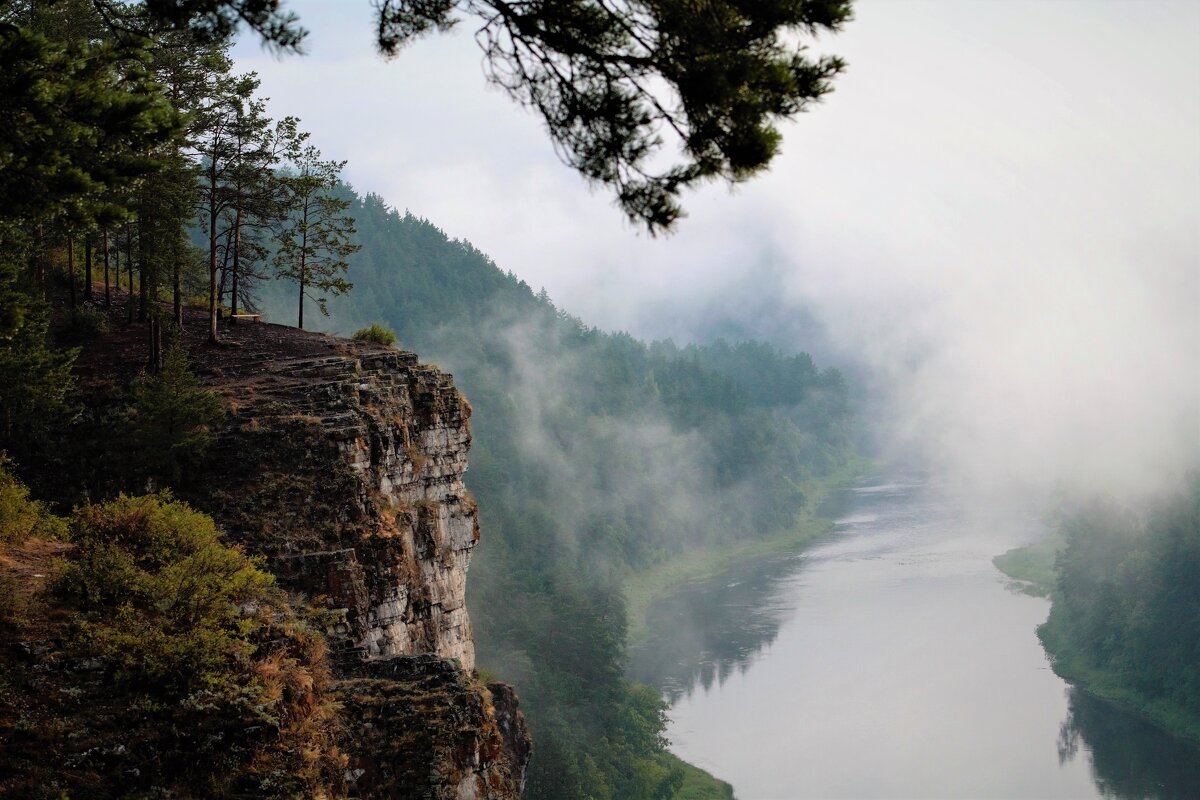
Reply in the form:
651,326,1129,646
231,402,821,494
629,474,1200,799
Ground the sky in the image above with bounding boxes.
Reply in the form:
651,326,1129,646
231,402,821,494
232,0,1200,500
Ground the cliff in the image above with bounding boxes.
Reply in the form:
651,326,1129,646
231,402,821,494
31,312,532,798
187,321,529,797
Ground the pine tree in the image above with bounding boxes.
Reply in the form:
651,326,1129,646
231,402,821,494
272,146,359,329
130,332,224,484
113,0,853,232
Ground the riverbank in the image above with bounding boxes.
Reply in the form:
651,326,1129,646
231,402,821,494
624,459,868,647
993,536,1200,748
626,461,867,800
1038,630,1200,747
992,534,1062,597
662,754,734,800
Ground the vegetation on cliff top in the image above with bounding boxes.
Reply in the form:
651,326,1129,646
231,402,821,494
0,468,343,798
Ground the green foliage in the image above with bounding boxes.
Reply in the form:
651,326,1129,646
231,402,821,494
129,333,225,484
0,298,78,460
0,572,23,628
63,305,111,337
111,0,308,50
375,0,854,231
993,533,1063,598
41,492,343,796
0,457,66,545
57,494,274,689
663,753,736,800
1039,474,1200,738
0,20,178,231
272,146,359,329
352,322,398,346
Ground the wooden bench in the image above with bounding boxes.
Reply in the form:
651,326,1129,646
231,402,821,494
229,313,262,323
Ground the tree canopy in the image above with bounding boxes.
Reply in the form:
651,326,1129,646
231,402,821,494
102,0,854,232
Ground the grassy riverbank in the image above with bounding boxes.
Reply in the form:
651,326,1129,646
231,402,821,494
661,754,735,800
992,534,1062,597
625,460,868,646
994,528,1200,747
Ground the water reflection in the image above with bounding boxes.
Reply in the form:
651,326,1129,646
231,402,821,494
1058,687,1200,799
627,551,807,701
642,474,1200,798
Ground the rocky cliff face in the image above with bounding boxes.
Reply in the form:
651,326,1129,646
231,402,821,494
188,326,529,797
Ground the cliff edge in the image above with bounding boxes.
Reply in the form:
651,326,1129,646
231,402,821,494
179,321,529,797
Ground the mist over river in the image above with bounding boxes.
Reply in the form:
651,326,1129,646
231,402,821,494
630,475,1200,799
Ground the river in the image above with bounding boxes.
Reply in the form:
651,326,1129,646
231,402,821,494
629,474,1200,799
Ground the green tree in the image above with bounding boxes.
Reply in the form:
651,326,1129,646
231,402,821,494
224,109,303,321
0,299,77,457
130,332,225,485
0,17,177,246
191,65,252,343
0,11,179,450
113,0,853,232
272,145,358,329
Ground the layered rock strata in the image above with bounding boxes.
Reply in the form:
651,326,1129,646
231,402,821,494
204,349,475,667
191,334,528,797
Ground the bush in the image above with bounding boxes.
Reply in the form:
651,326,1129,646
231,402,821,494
48,493,342,796
352,323,397,347
0,572,24,626
130,333,224,485
67,306,110,336
0,457,65,544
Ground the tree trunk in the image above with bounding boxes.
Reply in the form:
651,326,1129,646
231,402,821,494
113,227,120,295
102,228,111,307
230,205,241,324
84,236,93,301
297,204,309,329
34,225,44,286
138,220,147,323
148,316,162,372
173,249,182,328
67,235,76,310
208,206,219,344
126,223,135,324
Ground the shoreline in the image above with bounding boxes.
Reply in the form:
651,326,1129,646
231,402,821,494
993,537,1200,749
623,457,869,647
621,459,869,800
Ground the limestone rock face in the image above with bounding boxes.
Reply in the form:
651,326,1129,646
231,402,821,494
206,349,478,669
192,334,529,797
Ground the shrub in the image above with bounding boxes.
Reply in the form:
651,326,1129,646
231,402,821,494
0,457,65,544
352,323,397,347
0,572,24,626
130,333,224,485
48,493,343,796
67,306,110,336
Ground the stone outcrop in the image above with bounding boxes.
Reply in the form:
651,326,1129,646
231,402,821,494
188,330,529,797
335,655,528,798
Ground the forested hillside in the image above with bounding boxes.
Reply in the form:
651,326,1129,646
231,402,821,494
256,190,859,797
0,1,856,795
1038,475,1200,743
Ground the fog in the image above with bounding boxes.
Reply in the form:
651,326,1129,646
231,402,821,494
234,0,1200,504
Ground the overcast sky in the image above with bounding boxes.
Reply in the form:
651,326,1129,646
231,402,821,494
233,1,1199,499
